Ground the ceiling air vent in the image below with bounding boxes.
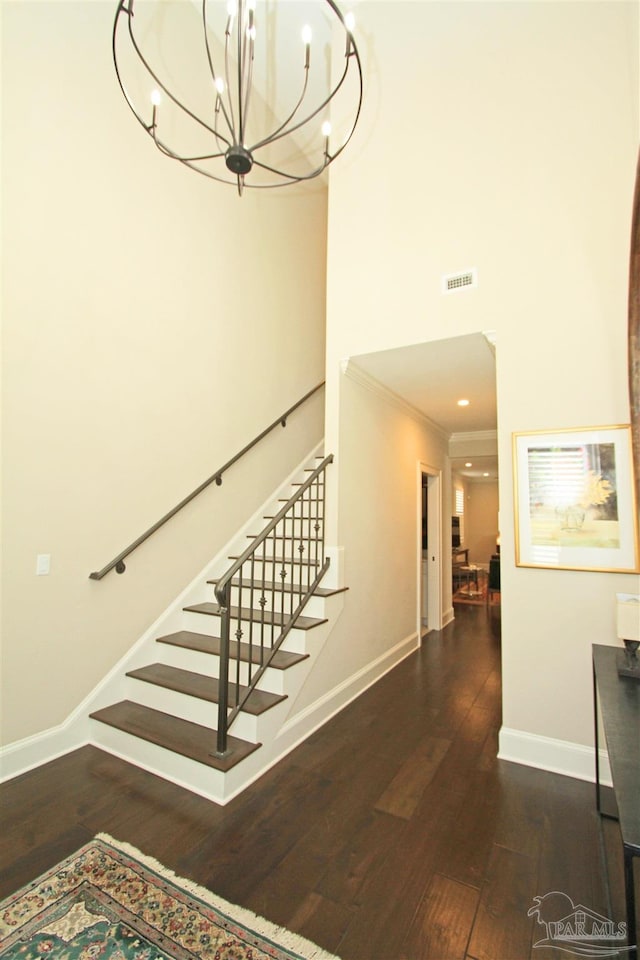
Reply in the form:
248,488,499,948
442,268,477,294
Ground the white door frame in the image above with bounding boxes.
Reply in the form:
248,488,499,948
417,461,443,636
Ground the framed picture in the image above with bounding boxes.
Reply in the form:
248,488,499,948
513,425,639,572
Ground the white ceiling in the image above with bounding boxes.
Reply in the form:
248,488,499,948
349,332,499,480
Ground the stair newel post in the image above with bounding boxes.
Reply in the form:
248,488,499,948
215,579,232,757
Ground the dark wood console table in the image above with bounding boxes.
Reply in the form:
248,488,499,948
592,643,640,957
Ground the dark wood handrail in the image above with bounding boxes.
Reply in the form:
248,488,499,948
89,381,325,580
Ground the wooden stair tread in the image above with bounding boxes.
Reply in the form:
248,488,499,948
183,603,326,630
90,701,260,772
126,663,287,715
156,631,307,669
207,578,346,598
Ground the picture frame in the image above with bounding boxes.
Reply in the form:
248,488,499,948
513,425,639,572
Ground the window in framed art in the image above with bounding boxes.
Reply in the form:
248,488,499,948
513,425,639,572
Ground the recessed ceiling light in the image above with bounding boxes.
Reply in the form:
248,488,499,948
465,462,472,468
457,398,470,407
483,472,490,477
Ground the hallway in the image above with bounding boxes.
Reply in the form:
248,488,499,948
0,606,626,959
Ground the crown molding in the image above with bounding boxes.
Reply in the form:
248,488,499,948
341,359,449,440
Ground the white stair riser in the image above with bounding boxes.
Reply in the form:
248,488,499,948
118,678,288,745
121,676,285,743
179,610,314,655
225,559,323,581
151,644,289,694
267,500,325,514
235,551,325,565
89,719,227,804
210,588,327,619
124,677,223,737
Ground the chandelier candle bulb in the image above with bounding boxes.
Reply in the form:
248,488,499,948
344,12,354,54
302,25,312,68
149,90,161,130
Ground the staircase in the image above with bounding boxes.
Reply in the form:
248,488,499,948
89,450,346,805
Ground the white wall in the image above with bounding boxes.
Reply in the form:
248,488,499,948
325,2,639,769
1,2,327,745
290,367,450,715
465,481,499,567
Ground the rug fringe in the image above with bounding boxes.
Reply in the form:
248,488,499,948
95,834,340,960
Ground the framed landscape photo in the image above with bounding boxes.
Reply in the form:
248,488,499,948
513,425,639,572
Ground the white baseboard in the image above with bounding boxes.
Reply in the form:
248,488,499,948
0,721,88,783
277,631,419,748
442,605,455,627
1,629,419,802
498,726,611,786
197,630,421,805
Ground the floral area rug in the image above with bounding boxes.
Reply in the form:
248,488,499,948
0,834,339,960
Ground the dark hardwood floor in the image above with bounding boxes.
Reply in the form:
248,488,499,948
0,604,631,959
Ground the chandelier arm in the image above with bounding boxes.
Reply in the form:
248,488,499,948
202,0,236,142
224,11,238,137
177,153,325,189
213,105,232,155
249,50,356,153
249,67,310,153
321,46,363,165
250,154,329,182
151,127,228,164
242,17,255,142
175,157,248,185
115,3,222,141
237,0,246,144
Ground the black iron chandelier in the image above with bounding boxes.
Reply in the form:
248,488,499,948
112,0,363,194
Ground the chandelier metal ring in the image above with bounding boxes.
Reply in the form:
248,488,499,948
112,0,363,194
